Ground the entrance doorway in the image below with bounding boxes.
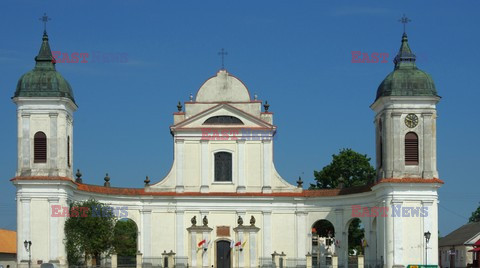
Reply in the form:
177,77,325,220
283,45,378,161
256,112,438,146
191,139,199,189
216,240,231,268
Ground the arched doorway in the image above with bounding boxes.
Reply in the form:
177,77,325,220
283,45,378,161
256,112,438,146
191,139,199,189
347,218,365,267
311,220,335,268
216,240,231,268
113,218,138,267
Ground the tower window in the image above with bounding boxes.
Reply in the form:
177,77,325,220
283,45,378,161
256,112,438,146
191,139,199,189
34,131,47,163
214,152,232,182
405,132,419,165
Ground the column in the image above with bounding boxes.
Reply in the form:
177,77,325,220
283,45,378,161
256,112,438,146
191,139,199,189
238,231,245,267
296,212,307,260
262,211,272,258
111,254,117,268
249,230,258,267
48,198,59,262
49,113,58,174
190,231,197,267
391,112,402,177
20,114,30,175
175,210,185,256
21,198,31,261
236,140,246,193
384,111,394,178
200,140,209,193
262,140,272,193
175,210,188,267
423,200,435,265
202,231,209,267
141,209,152,257
334,209,346,266
422,113,434,178
385,198,394,268
392,200,403,265
175,139,184,193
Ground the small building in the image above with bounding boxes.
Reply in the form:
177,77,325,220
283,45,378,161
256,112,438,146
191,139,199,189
439,222,480,268
0,229,17,268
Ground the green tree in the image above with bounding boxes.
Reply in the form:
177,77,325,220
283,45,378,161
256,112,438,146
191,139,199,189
310,148,376,189
113,219,138,256
469,203,480,222
64,199,117,266
348,218,365,255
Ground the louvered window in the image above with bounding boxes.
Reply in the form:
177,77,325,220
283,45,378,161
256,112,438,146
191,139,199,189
405,132,419,165
34,132,47,163
214,152,232,181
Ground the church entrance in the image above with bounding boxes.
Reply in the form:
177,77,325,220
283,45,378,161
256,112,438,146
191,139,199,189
216,240,231,268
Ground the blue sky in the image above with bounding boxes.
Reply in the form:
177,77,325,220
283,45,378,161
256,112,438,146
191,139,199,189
0,0,478,236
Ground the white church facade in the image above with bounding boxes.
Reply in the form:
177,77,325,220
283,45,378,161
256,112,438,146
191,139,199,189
11,29,443,268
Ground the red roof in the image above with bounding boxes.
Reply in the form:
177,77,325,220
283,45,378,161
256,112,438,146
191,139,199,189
0,229,16,254
11,176,443,197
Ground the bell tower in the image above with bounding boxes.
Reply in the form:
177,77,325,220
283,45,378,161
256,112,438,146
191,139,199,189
12,31,77,178
371,32,440,180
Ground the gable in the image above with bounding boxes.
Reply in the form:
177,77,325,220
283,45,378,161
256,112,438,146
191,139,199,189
172,103,274,131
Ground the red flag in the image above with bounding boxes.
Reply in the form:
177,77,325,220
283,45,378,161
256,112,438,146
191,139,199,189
234,241,242,247
198,239,206,247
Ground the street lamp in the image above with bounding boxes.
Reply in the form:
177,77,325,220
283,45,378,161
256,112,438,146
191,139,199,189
24,240,32,268
424,231,431,265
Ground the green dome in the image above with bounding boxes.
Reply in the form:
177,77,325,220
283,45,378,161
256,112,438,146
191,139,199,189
376,33,438,101
13,32,75,103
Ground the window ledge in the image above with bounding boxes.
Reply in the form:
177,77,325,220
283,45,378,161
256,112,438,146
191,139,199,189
212,181,234,185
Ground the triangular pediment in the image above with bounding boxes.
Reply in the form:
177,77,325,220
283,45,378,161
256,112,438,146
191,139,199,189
171,103,274,131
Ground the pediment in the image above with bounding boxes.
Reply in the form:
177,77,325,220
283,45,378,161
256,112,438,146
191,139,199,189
171,103,274,131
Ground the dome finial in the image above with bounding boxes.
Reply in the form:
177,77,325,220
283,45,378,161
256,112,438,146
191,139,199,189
398,14,411,34
393,16,416,69
218,48,228,70
34,18,55,69
39,13,51,35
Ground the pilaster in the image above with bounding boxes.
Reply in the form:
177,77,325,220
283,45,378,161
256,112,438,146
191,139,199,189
175,139,185,193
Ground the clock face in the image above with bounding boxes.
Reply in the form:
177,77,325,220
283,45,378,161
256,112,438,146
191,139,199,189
405,113,418,128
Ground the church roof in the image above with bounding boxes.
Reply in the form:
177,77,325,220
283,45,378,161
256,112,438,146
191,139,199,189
375,32,438,101
0,229,16,254
13,31,76,103
439,222,480,247
11,176,443,197
195,69,251,102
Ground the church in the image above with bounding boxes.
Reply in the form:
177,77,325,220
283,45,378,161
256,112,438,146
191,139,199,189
11,23,443,268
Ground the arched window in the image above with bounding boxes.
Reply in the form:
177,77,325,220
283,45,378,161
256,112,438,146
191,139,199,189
34,131,47,163
405,132,419,165
214,152,232,182
203,116,243,125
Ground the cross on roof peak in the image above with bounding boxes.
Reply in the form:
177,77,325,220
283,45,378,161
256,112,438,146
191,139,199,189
218,48,228,70
398,14,411,34
39,13,51,34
